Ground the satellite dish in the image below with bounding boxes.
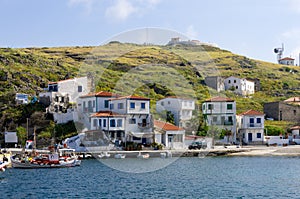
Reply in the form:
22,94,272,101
274,48,278,53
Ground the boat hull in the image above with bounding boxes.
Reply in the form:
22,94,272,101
11,158,76,169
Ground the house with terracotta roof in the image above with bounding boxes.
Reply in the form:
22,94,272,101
89,95,153,145
156,96,195,128
236,110,265,144
39,76,93,124
154,120,185,149
279,57,294,65
202,96,237,142
77,91,119,128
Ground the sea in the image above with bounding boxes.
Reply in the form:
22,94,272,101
1,156,300,199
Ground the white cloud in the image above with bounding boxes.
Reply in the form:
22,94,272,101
105,0,162,22
105,0,138,22
185,25,199,39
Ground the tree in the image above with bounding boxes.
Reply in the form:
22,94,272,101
16,126,27,148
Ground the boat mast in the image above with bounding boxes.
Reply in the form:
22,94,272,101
33,126,36,155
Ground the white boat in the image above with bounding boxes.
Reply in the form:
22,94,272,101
137,152,150,159
59,148,81,166
98,152,111,159
0,161,9,172
114,154,126,159
10,154,76,169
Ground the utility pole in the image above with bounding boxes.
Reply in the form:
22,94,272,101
26,118,29,140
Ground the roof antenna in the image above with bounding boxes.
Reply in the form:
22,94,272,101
274,43,284,63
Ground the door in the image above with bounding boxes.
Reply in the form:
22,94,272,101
248,133,252,142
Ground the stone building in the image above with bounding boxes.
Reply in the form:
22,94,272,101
264,97,300,122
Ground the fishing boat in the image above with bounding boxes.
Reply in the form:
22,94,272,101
10,153,76,169
114,154,126,159
137,152,150,159
98,151,111,159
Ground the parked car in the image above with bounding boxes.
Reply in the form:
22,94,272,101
188,141,207,150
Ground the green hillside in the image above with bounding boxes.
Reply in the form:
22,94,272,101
0,43,299,136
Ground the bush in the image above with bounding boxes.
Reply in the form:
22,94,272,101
265,125,285,136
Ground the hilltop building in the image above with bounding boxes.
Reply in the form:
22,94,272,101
224,76,255,96
279,57,294,66
204,76,225,92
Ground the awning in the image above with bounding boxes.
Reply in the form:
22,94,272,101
128,132,154,138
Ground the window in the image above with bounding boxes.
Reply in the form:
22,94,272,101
117,119,123,127
294,110,297,116
257,133,262,139
133,136,141,141
161,102,164,106
141,103,146,109
118,103,124,109
236,86,238,89
130,102,135,109
228,116,233,122
99,119,102,127
227,104,233,110
202,104,205,110
213,116,218,122
78,86,82,92
228,80,231,83
83,101,86,108
103,119,106,127
110,119,116,127
110,104,114,110
129,118,136,124
234,80,236,83
93,100,95,108
104,100,109,108
168,101,170,104
208,104,214,110
250,118,254,127
93,119,97,127
256,118,261,123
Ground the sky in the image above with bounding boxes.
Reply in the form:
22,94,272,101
1,0,300,64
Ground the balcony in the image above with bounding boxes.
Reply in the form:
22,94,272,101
247,123,263,128
138,122,151,129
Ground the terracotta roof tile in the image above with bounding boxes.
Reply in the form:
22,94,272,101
80,91,119,98
154,120,183,131
239,109,264,116
279,57,295,61
205,96,234,102
91,111,124,117
110,95,150,101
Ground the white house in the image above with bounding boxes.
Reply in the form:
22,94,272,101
279,57,294,65
224,76,255,96
154,120,185,149
15,93,29,105
202,96,236,142
77,91,119,128
156,96,195,128
236,110,265,144
90,95,153,145
39,76,92,124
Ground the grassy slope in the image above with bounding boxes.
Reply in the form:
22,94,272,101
0,43,299,133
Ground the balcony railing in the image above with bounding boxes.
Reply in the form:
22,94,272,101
138,123,151,129
247,123,263,128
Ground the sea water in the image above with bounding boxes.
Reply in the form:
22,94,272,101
1,156,300,198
